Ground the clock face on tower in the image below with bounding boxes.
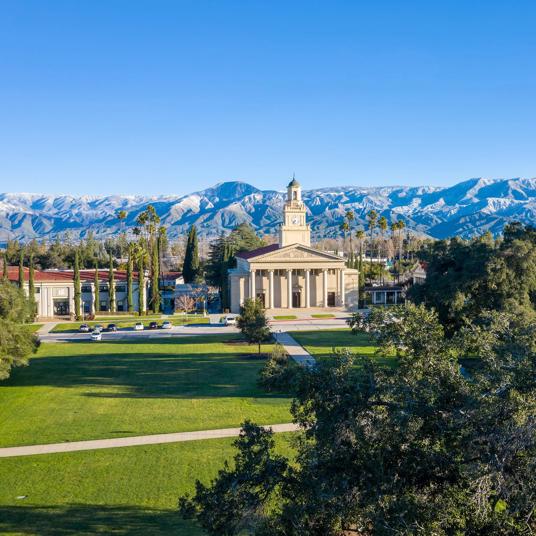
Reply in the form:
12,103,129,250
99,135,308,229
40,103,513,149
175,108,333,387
292,217,299,225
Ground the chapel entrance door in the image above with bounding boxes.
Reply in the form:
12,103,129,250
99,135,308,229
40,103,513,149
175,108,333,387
292,291,301,308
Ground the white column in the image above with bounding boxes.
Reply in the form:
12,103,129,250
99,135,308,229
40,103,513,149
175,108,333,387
239,276,245,306
323,269,328,307
250,269,256,300
340,269,345,306
268,270,274,309
287,269,293,309
305,269,311,308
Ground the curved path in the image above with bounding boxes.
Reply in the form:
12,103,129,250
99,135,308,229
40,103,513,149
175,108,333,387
0,423,299,458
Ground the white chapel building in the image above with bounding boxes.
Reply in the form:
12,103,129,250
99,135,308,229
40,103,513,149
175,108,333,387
228,179,359,313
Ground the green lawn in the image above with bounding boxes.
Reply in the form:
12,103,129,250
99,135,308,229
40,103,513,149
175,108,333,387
0,434,296,535
291,328,395,366
26,324,42,333
272,315,297,320
0,335,291,447
310,314,335,319
51,317,209,333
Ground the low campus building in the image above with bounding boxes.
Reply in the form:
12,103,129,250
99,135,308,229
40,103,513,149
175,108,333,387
228,179,359,313
7,267,147,319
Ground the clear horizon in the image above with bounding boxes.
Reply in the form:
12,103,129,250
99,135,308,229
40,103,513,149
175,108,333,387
1,2,535,196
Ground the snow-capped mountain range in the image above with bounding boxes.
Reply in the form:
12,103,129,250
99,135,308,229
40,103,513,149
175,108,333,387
1,177,535,244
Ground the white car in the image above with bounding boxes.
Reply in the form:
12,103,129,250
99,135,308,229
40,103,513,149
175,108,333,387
161,321,172,329
90,331,102,341
134,322,144,331
224,315,238,326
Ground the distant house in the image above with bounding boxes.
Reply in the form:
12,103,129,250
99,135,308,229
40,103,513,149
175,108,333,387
363,262,427,307
159,271,184,314
6,266,147,319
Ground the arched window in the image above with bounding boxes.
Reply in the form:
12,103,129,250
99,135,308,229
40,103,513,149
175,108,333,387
293,191,297,200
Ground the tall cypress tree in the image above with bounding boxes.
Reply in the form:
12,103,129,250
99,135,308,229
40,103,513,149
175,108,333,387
127,247,133,313
108,252,116,313
28,251,36,319
94,263,100,315
18,249,24,289
2,251,8,280
220,240,231,311
138,251,145,315
183,225,201,283
74,250,81,320
151,238,160,313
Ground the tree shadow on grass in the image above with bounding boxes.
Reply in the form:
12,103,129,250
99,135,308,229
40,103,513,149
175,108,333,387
5,339,288,400
0,504,202,535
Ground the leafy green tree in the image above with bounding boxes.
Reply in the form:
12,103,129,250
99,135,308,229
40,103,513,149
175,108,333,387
0,319,39,380
108,253,115,313
237,298,271,354
73,250,81,320
0,280,33,323
258,343,300,393
183,225,202,283
182,304,536,535
206,224,265,309
93,263,100,314
179,421,287,536
409,223,536,333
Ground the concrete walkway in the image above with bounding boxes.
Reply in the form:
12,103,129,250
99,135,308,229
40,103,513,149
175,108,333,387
274,331,316,367
36,322,58,336
0,423,299,458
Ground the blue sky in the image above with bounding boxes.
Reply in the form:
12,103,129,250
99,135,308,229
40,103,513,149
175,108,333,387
1,1,535,195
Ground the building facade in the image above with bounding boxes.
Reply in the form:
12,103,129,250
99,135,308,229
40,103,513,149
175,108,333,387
228,179,359,313
7,267,147,319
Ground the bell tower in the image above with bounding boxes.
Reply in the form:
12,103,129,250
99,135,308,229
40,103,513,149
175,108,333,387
279,177,311,247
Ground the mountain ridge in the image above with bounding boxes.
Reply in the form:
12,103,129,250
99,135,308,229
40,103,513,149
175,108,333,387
1,177,535,244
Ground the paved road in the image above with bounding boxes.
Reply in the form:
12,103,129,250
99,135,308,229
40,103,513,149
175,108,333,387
0,423,300,458
39,317,350,343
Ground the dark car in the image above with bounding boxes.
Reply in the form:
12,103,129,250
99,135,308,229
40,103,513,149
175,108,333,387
106,323,118,332
149,321,158,330
79,323,90,333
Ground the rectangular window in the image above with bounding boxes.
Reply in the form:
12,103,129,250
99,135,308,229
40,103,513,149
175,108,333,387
99,285,108,293
35,287,40,294
100,301,108,312
115,286,126,293
81,285,92,293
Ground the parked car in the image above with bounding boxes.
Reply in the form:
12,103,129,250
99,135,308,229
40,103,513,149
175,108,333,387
134,322,144,331
224,315,238,326
92,324,103,332
106,323,118,332
90,331,102,341
79,324,90,332
149,321,158,330
160,321,172,329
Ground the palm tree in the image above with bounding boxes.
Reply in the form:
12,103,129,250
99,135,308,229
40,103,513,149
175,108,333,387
366,210,378,281
339,221,350,259
378,216,388,284
397,220,406,266
345,210,355,264
117,210,128,260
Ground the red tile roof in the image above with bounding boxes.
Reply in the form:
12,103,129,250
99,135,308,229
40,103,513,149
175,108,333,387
235,244,280,260
6,266,136,283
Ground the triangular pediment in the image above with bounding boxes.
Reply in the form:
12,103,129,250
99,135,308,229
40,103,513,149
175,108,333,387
249,243,345,263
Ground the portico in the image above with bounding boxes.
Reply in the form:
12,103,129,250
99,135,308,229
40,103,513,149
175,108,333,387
228,178,358,313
